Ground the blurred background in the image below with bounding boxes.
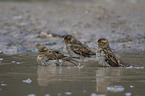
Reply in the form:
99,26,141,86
0,0,144,55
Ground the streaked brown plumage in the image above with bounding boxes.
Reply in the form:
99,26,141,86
63,35,96,57
96,38,126,67
37,46,79,66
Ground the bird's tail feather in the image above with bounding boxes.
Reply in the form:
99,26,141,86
69,56,80,59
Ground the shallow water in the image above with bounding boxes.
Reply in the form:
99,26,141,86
0,51,145,96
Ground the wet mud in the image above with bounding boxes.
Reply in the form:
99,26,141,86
0,0,144,55
0,51,145,96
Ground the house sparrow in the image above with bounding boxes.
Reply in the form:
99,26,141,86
96,38,126,67
37,46,79,66
63,35,96,57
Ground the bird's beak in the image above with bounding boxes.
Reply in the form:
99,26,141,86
96,42,99,45
62,40,65,43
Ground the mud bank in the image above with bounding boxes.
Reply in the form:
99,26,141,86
0,0,145,55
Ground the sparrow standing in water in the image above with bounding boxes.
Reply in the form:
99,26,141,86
96,38,126,67
37,46,79,66
63,35,96,57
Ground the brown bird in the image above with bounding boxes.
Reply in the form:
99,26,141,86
63,35,96,57
96,38,126,67
37,46,79,66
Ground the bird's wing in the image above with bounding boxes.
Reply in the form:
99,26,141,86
49,49,61,54
70,44,95,57
44,50,57,60
113,52,128,66
47,50,64,60
103,49,121,67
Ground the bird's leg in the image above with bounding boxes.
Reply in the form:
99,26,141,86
55,60,60,66
67,60,77,66
77,62,81,67
43,60,49,66
70,59,80,66
69,59,79,63
59,59,63,66
43,61,47,66
55,59,62,66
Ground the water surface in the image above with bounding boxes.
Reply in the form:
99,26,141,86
0,51,145,96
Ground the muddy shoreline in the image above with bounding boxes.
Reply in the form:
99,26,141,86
0,0,145,55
